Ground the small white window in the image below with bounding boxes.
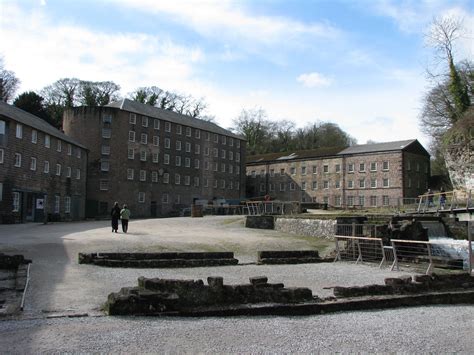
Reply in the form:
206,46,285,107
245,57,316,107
140,150,147,161
348,163,354,172
138,192,145,203
45,134,50,148
152,171,158,183
12,192,20,212
140,170,146,181
128,148,134,160
102,114,112,124
184,175,190,186
0,149,4,164
175,173,181,185
14,153,21,167
176,140,182,151
44,161,50,173
54,195,60,213
195,159,200,169
127,169,134,180
359,163,365,172
57,140,62,152
236,153,240,162
76,169,81,180
154,119,160,130
164,138,170,149
129,131,135,142
102,146,110,155
185,157,191,167
165,122,171,132
30,157,36,171
129,113,136,124
67,144,72,155
186,127,191,137
65,196,71,213
370,162,377,171
31,130,37,143
141,133,147,144
194,177,199,187
195,129,200,139
56,164,61,176
76,148,81,159
382,161,389,171
142,116,148,127
66,167,71,178
371,178,377,188
383,178,390,188
177,125,182,135
100,180,109,191
153,136,159,146
152,152,159,163
176,156,181,166
16,123,22,139
163,173,169,184
222,136,226,145
102,128,111,138
101,161,109,171
195,144,200,154
162,193,169,204
164,154,170,165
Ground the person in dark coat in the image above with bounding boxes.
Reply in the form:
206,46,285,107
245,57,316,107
111,201,121,233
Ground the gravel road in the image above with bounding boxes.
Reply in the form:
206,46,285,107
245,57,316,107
0,216,472,353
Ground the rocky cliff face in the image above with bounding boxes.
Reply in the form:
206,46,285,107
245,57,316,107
444,139,473,191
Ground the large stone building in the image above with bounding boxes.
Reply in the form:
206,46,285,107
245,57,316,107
0,102,88,223
63,99,246,218
246,139,430,208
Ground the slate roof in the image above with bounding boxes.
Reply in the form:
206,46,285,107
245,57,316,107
337,139,420,155
0,101,87,149
106,99,244,140
247,146,345,164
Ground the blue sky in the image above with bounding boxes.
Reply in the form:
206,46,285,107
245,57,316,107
1,0,472,148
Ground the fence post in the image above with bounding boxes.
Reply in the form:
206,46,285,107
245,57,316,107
334,238,341,262
378,239,386,268
426,243,434,275
469,221,473,276
356,240,362,264
390,240,399,271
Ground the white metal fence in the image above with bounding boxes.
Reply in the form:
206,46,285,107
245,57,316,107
334,223,473,275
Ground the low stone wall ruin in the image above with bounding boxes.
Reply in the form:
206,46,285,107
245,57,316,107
274,218,336,239
105,276,314,315
104,273,474,317
78,252,239,268
0,254,31,317
257,250,331,264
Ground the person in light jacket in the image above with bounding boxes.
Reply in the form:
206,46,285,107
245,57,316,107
120,204,131,233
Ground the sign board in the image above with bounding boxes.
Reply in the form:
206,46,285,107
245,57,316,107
36,199,44,209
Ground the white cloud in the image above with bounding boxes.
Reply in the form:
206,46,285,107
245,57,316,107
0,4,204,95
109,0,342,48
297,72,332,88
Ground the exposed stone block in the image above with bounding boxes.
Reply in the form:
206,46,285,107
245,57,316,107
207,277,224,288
249,276,268,285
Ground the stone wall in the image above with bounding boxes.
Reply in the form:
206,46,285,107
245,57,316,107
274,217,336,239
105,276,314,315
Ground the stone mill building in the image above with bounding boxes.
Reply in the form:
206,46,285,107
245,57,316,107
63,99,246,218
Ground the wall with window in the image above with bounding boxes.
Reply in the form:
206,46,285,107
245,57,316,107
0,110,87,223
63,105,246,218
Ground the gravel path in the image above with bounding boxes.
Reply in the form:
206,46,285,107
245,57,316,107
0,216,473,353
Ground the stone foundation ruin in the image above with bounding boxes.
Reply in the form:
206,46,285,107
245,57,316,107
0,254,31,316
104,273,474,317
78,252,239,268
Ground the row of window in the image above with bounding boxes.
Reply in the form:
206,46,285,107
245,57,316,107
122,112,241,148
11,192,72,214
251,161,392,178
260,177,391,192
101,155,241,175
101,172,240,189
12,122,82,158
6,151,81,179
308,195,391,207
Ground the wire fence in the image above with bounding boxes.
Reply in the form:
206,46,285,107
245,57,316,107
334,223,473,275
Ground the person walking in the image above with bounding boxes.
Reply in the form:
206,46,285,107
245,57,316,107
110,201,121,233
120,204,131,233
439,187,447,210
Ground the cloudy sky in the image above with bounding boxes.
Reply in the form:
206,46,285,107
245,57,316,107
1,0,472,148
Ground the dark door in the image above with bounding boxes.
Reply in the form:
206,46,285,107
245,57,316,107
150,201,157,217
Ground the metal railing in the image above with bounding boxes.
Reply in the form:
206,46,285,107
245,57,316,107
417,189,472,213
390,238,472,275
334,223,473,276
245,201,300,215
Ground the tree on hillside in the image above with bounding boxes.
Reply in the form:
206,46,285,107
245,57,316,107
232,108,274,155
421,17,472,140
79,81,121,106
13,91,52,123
129,86,208,119
0,58,20,103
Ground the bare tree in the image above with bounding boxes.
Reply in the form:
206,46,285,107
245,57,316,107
0,58,20,103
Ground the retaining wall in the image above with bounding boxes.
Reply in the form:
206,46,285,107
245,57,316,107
274,217,336,239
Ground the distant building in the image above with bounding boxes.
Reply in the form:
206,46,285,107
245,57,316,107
0,102,88,223
246,139,430,208
63,99,246,218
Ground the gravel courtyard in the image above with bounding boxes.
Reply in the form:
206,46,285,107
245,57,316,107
0,215,472,353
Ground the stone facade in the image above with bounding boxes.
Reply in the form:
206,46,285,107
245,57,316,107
0,102,87,223
246,140,430,208
274,217,336,239
63,99,246,218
